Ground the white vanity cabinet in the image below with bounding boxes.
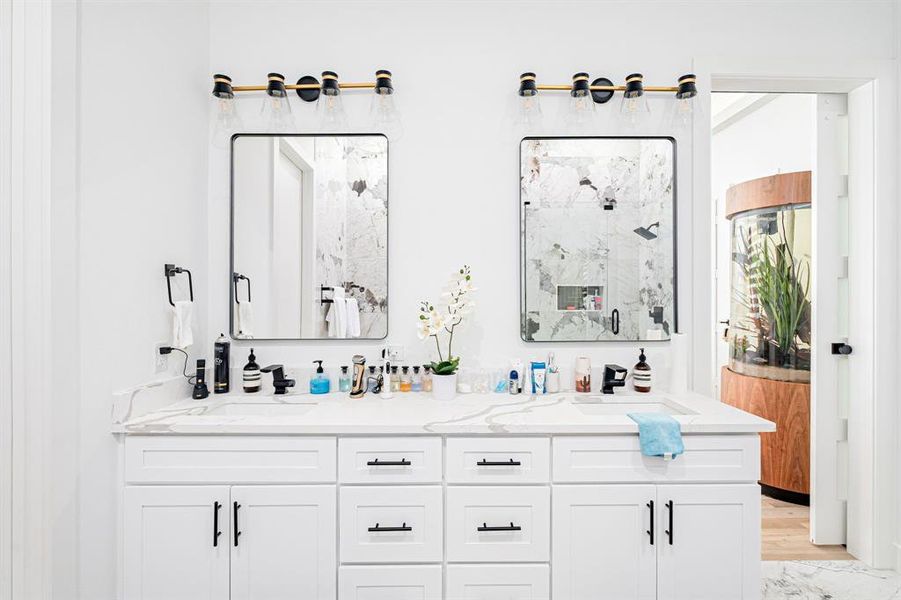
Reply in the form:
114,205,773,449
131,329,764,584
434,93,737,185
120,431,762,600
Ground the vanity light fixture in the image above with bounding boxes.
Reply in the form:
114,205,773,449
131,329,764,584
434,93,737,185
261,72,294,132
209,69,402,140
514,72,699,128
211,74,243,146
670,73,698,128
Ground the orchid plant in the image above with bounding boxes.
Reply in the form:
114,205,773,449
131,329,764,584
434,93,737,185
417,265,476,376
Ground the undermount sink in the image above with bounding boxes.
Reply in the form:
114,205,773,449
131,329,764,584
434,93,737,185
205,401,317,417
573,396,693,416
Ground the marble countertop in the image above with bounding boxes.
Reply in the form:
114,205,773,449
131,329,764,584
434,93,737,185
112,388,776,436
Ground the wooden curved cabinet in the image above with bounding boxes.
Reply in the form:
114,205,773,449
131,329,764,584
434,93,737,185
721,366,809,499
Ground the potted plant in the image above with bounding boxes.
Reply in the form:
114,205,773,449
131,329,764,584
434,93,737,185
417,265,476,400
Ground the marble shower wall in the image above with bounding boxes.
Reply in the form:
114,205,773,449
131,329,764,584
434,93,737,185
313,136,388,338
521,138,674,341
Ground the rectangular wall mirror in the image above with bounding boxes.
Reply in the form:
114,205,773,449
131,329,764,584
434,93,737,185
520,137,676,342
231,134,388,340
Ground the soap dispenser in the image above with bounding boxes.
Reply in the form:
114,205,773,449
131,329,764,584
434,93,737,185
243,348,261,393
339,366,351,392
310,360,331,394
633,348,652,393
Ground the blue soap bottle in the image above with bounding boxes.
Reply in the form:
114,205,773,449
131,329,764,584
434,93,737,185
310,360,331,394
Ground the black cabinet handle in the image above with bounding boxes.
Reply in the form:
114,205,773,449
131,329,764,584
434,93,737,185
477,522,522,532
646,500,654,545
665,500,674,545
213,501,222,547
476,458,521,466
366,458,411,466
368,522,412,532
233,501,242,547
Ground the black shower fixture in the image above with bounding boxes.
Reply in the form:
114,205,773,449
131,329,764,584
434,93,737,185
634,222,661,240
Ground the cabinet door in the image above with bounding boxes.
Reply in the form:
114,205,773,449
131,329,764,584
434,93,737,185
339,565,442,599
124,486,229,600
552,485,656,600
656,484,760,600
230,485,336,600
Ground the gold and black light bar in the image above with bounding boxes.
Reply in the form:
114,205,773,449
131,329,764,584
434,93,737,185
519,72,697,103
211,70,394,102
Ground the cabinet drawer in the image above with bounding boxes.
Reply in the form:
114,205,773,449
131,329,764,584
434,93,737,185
553,435,760,483
339,486,443,563
446,486,550,562
446,437,550,484
124,436,336,484
339,565,442,599
447,564,550,599
338,437,442,483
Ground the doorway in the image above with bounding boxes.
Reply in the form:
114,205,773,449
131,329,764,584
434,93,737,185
711,92,853,562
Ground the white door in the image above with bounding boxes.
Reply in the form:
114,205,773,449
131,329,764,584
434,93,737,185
124,486,229,600
272,144,305,336
810,93,852,545
230,485,336,600
552,485,656,600
656,484,760,600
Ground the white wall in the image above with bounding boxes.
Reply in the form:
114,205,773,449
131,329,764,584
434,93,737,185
39,1,899,597
206,1,895,390
711,93,817,381
76,2,210,598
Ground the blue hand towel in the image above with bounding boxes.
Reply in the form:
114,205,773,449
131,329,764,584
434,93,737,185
628,413,685,459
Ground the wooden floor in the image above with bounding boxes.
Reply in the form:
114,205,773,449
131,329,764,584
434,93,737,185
761,495,854,561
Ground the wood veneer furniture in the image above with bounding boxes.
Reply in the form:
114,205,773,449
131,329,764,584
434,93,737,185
721,366,809,501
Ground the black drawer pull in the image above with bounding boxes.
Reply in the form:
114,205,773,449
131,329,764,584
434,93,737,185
665,500,674,545
368,522,412,532
477,522,522,532
212,501,222,547
476,458,522,466
233,501,242,547
367,458,411,466
646,500,654,545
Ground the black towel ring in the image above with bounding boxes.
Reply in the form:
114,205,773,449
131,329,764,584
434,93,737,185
233,272,252,304
164,264,194,307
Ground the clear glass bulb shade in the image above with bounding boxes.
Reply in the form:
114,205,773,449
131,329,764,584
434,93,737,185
514,93,543,128
211,96,243,148
316,92,349,132
563,92,595,129
260,92,294,132
668,96,695,130
619,94,651,127
369,91,403,141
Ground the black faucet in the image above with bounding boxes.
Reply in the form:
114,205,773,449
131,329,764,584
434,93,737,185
602,364,628,394
261,365,296,395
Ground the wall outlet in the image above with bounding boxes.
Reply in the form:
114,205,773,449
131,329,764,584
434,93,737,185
386,344,405,362
154,342,170,373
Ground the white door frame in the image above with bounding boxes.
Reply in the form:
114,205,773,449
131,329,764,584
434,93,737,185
691,56,898,569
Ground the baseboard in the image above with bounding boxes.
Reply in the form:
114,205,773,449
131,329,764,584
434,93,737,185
761,483,810,507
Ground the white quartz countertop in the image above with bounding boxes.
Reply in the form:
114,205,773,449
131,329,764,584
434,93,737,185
113,389,776,436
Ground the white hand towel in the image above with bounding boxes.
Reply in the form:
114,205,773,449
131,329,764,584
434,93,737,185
171,301,193,349
237,302,254,338
345,297,361,338
325,287,347,338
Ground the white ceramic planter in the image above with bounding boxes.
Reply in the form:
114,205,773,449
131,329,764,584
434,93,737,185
431,373,457,401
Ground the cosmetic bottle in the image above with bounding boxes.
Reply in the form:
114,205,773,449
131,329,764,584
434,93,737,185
389,365,400,392
575,356,591,393
546,352,560,393
243,348,261,393
633,348,652,393
531,361,547,394
367,365,378,392
512,360,524,393
509,370,520,395
214,333,230,394
400,366,412,392
339,366,351,392
411,365,423,391
310,360,331,394
422,365,433,392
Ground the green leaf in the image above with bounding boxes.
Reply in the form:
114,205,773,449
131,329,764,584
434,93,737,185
430,357,460,375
